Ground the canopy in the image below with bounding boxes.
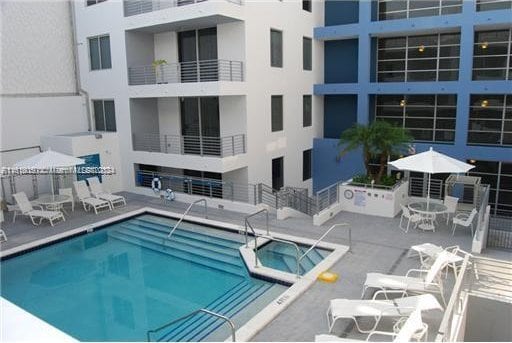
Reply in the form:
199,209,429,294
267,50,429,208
13,150,85,169
389,147,474,174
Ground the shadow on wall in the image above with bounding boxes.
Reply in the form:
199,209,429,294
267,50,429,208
312,138,364,192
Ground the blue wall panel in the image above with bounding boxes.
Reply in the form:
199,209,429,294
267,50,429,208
325,39,358,84
324,95,358,139
325,0,359,26
312,138,365,192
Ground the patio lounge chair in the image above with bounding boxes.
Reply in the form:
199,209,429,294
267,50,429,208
316,308,428,342
12,192,65,227
73,181,112,214
399,204,422,233
452,208,478,236
0,209,6,242
408,243,469,278
59,188,75,212
86,177,126,208
362,251,453,305
326,291,442,333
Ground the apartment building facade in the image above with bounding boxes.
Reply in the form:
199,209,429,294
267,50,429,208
313,0,512,216
73,0,324,203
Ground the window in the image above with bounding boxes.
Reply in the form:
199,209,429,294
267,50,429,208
468,160,512,216
375,94,457,142
302,0,312,12
272,157,284,190
476,0,512,11
270,29,283,68
86,0,106,6
303,95,312,127
89,35,111,70
377,33,460,82
468,94,512,146
473,29,512,80
93,100,116,132
303,149,312,181
271,95,283,132
378,0,462,20
303,37,312,71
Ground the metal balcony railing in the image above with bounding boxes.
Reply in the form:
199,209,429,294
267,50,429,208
132,133,246,157
124,0,243,17
128,59,243,85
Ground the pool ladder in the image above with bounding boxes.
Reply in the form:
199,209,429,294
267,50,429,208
146,308,236,342
244,209,351,278
168,198,208,238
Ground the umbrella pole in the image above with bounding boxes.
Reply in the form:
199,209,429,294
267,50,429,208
50,169,55,197
427,173,431,211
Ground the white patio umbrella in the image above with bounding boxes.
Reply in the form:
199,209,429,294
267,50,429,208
13,149,85,196
389,147,475,208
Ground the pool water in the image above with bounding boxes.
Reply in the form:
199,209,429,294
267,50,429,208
258,241,331,275
0,214,286,341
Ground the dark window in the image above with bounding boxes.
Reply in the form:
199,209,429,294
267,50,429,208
270,29,283,68
468,94,511,146
272,157,284,190
271,95,283,132
473,29,512,81
303,95,312,127
476,0,512,11
303,37,312,71
89,35,111,70
86,0,106,6
302,0,312,12
378,0,462,20
303,149,312,181
93,100,116,132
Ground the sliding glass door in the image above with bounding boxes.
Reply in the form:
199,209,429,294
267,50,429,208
178,27,218,82
180,97,220,156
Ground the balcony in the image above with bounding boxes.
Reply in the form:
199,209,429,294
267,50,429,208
132,133,246,157
128,60,243,85
124,0,242,17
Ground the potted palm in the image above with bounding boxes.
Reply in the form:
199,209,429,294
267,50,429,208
152,59,168,84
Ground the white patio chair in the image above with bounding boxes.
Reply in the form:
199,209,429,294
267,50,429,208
86,177,126,208
12,192,65,227
443,195,459,224
73,181,112,214
326,291,442,333
316,308,428,342
399,205,422,233
362,251,453,306
452,208,478,236
59,187,75,212
0,209,6,243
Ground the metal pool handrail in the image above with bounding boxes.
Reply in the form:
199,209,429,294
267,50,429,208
298,223,350,267
146,308,236,342
260,235,302,277
243,209,269,268
168,198,207,238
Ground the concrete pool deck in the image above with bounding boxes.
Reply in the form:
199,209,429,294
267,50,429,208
1,191,510,341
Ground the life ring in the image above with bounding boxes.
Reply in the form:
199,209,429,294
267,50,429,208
151,177,162,193
164,188,175,201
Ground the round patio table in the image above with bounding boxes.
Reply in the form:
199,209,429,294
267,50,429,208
36,194,70,214
408,201,447,232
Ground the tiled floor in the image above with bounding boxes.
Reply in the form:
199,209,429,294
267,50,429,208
1,192,509,341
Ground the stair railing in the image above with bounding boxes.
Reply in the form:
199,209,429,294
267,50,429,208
259,235,302,277
168,198,208,238
298,223,350,267
146,308,236,342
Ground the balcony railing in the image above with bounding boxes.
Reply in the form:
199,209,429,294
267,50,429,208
133,133,246,157
124,0,242,17
128,60,244,85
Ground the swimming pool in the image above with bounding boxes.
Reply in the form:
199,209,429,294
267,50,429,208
0,214,287,341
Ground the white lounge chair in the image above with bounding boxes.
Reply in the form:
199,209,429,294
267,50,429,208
73,181,112,214
408,243,469,278
326,291,442,333
316,308,428,342
59,187,75,212
399,204,422,233
86,177,126,208
443,195,459,224
12,192,65,227
0,209,6,242
452,208,478,236
362,251,453,305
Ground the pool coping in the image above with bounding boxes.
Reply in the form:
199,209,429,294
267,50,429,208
0,207,349,342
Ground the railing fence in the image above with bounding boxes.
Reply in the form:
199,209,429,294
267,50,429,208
124,0,242,17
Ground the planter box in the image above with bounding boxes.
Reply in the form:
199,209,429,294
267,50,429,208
339,180,409,218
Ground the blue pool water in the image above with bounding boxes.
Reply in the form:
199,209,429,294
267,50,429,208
0,214,286,341
258,241,331,275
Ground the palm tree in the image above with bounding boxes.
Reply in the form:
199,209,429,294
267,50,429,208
338,121,413,184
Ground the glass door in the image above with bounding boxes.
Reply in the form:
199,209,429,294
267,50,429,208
272,157,284,191
180,97,220,156
178,28,217,82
